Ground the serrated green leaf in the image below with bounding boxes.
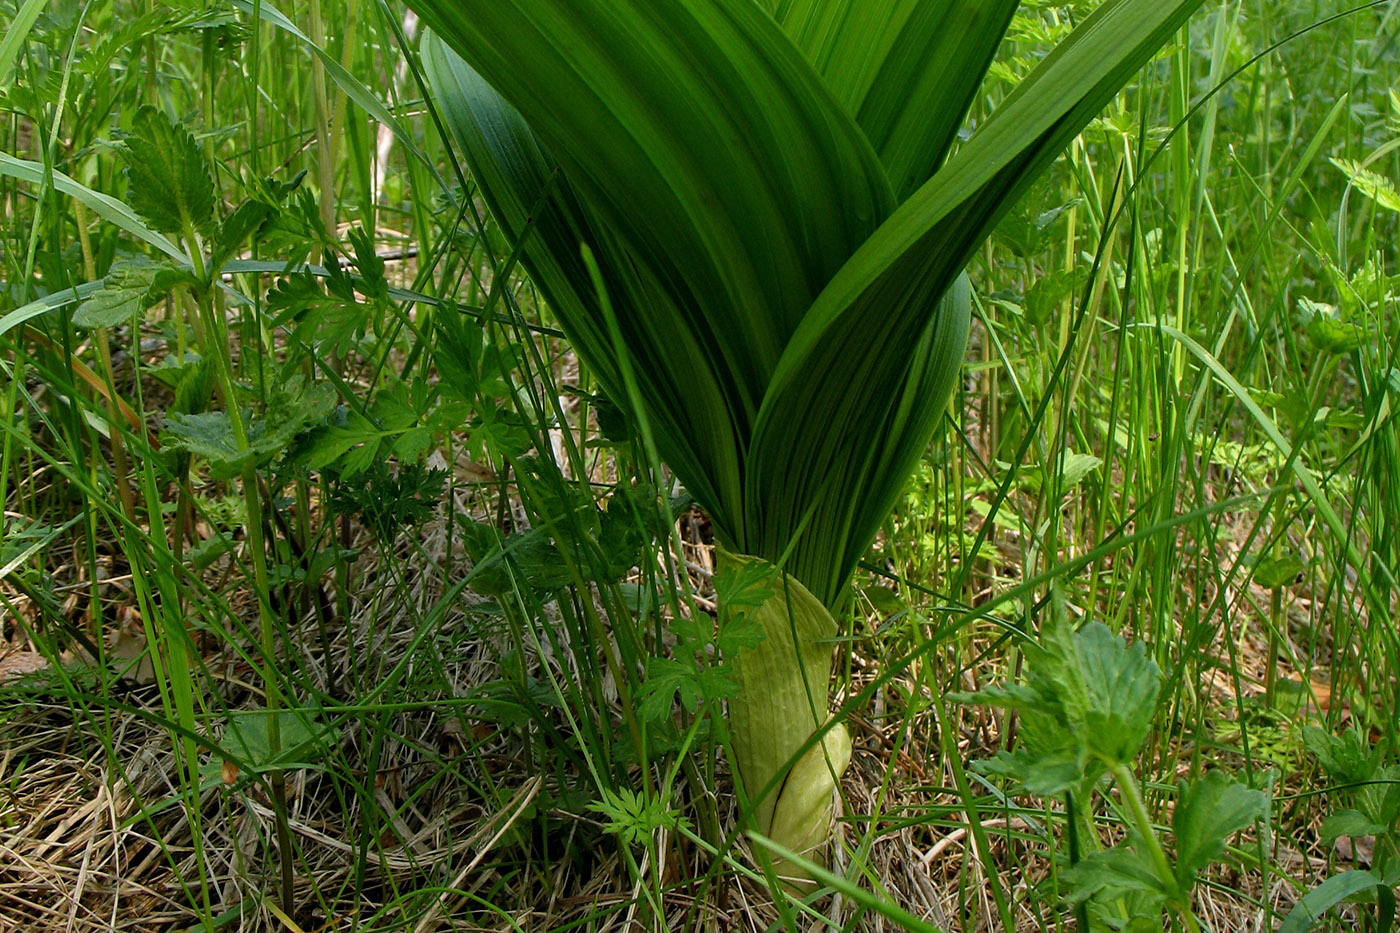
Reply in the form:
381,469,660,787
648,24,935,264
165,378,334,478
163,411,250,476
1331,157,1400,213
1320,809,1388,844
1063,846,1170,903
960,603,1160,779
0,153,187,264
73,257,188,329
1078,622,1161,765
248,377,337,456
972,746,1090,797
1172,771,1265,889
640,656,705,721
300,412,378,473
121,107,218,237
714,558,779,614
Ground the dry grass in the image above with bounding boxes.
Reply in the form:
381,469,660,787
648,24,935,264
0,504,1370,933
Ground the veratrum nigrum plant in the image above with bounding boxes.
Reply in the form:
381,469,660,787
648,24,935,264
414,0,1205,884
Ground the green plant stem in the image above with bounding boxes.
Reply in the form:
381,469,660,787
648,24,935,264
1108,761,1201,931
73,198,136,524
307,0,337,253
186,224,295,913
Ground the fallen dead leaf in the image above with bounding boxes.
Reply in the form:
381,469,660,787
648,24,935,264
0,649,49,683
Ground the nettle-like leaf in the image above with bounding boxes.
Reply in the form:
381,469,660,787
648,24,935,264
120,106,218,238
1077,622,1161,765
1172,770,1265,890
1063,846,1169,905
164,376,335,479
73,256,195,329
959,602,1162,775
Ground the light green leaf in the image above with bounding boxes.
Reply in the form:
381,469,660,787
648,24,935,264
973,746,1089,797
163,411,249,476
1063,846,1170,903
1319,809,1388,844
1332,156,1400,213
73,257,194,329
0,0,47,93
1078,622,1161,765
1280,870,1388,933
1252,553,1305,588
221,709,333,772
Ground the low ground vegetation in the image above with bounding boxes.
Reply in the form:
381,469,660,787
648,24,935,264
1,1,1398,930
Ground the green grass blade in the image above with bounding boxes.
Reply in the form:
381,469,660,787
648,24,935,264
0,0,46,92
0,153,187,261
776,0,1019,198
228,0,451,195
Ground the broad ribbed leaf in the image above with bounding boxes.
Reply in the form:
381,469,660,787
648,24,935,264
418,0,1203,864
776,0,1019,198
423,32,751,528
412,0,893,415
749,0,1202,599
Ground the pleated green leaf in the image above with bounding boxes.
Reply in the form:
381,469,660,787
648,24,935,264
417,0,1204,861
776,0,1019,198
413,0,893,407
422,33,748,522
749,0,1202,599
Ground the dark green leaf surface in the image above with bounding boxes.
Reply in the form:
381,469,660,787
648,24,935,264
419,0,1204,606
417,0,1204,857
121,107,217,237
1172,771,1265,889
776,0,1019,197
